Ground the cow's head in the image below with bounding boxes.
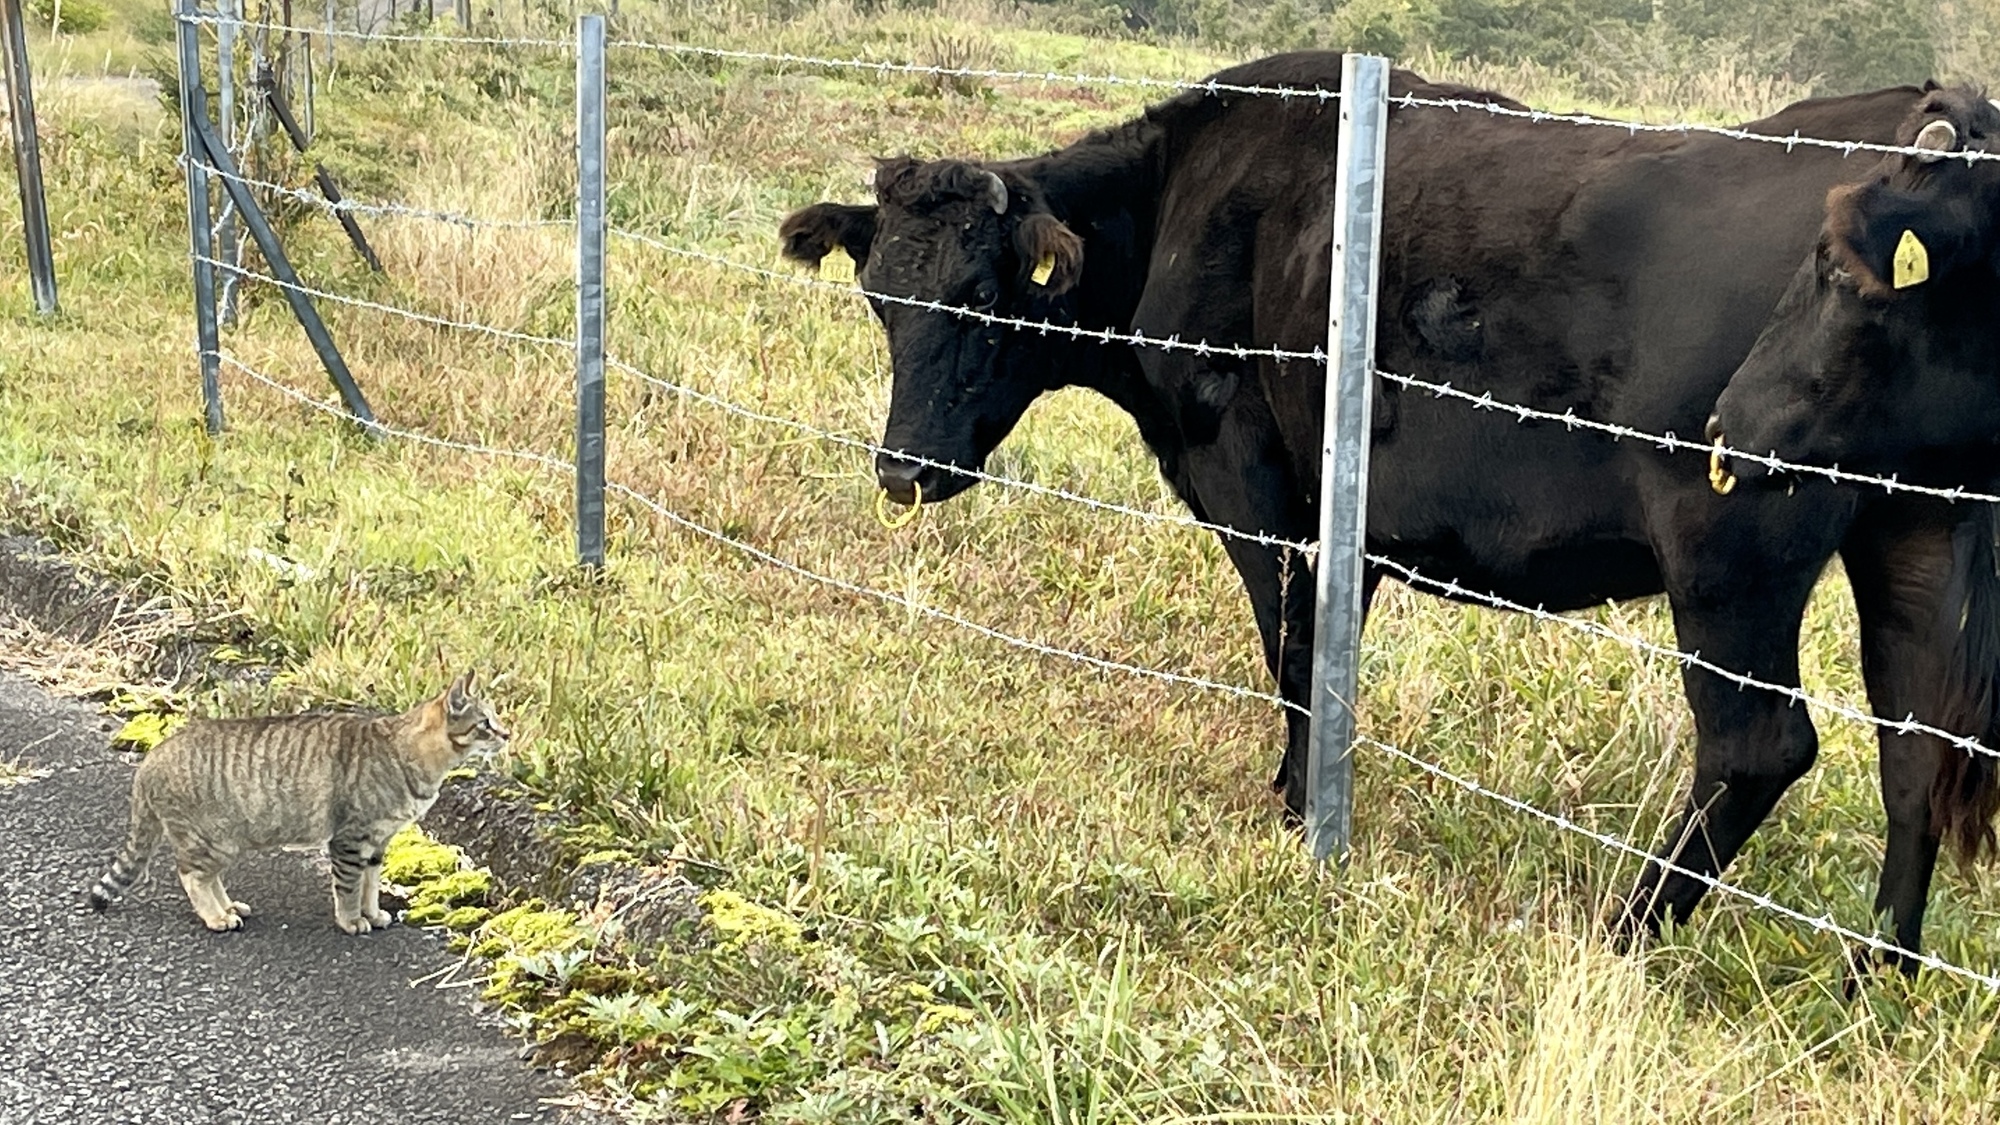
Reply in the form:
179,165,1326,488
779,157,1084,505
1710,87,2000,490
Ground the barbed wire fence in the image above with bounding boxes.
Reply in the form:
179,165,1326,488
166,6,2000,990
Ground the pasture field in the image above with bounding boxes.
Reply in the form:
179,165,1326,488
5,2,2000,1120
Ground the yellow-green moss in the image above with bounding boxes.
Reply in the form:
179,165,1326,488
440,905,494,931
409,869,491,910
473,902,586,960
700,888,806,953
381,826,462,884
110,712,185,753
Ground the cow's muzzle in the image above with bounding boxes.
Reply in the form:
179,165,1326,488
874,452,978,508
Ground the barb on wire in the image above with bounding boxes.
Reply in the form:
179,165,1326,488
1356,734,2000,991
189,160,572,231
195,253,573,349
1391,91,2000,165
220,348,2000,995
1368,553,2000,763
1376,367,2000,506
611,227,1326,364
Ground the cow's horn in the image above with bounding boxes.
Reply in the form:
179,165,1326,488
982,171,1008,215
1914,118,1958,161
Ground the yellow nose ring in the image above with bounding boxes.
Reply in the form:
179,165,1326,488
875,481,924,529
1709,438,1738,496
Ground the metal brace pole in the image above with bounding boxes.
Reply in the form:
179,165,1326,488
574,13,606,569
1,0,55,316
1305,53,1388,865
176,0,223,432
188,94,375,430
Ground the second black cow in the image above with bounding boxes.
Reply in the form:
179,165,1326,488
780,52,2000,973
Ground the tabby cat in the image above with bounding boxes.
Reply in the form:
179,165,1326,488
86,671,509,934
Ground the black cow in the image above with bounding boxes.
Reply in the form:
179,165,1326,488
779,52,2000,972
1712,88,2000,493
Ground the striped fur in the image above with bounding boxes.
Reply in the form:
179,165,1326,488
85,672,508,934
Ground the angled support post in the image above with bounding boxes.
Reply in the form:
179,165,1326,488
188,89,376,431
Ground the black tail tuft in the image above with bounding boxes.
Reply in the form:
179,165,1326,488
1934,508,2000,864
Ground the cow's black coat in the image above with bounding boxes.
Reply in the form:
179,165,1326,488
781,53,2000,972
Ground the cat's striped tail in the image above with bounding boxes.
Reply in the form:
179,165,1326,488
87,806,162,911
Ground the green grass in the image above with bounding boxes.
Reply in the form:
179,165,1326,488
8,1,2000,1120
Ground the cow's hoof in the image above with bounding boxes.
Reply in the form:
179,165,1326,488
1842,944,1918,1000
1603,896,1658,956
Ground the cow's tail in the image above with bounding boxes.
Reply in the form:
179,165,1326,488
1934,507,2000,863
86,799,161,911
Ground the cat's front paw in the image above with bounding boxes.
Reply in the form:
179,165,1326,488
336,915,375,935
365,908,393,929
203,910,244,933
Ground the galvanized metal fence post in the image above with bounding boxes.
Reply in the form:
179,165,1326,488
574,13,606,569
176,0,224,433
1,0,55,316
1304,53,1389,864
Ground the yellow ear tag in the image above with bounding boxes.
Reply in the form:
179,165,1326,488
820,247,857,286
1031,252,1056,287
1893,229,1929,289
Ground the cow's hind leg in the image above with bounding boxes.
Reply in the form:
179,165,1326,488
1843,501,1979,980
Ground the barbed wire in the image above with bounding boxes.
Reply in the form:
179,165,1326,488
179,11,2000,164
1375,368,2000,506
178,11,572,51
1390,91,2000,166
179,13,1343,99
1366,553,2000,764
610,227,1327,363
1353,733,2000,991
190,160,573,231
194,254,573,349
211,351,2000,993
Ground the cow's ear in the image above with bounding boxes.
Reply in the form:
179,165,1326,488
1825,178,1983,297
1015,212,1083,295
779,203,878,271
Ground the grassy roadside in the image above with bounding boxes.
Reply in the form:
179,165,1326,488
7,1,2000,1120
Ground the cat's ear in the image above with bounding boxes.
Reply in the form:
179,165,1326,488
446,670,475,714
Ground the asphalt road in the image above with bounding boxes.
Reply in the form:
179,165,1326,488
0,672,587,1125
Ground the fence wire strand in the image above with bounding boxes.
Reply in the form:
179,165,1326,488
1375,367,2000,506
194,253,572,349
191,160,574,231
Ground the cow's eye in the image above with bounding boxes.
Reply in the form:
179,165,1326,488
973,281,1001,310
